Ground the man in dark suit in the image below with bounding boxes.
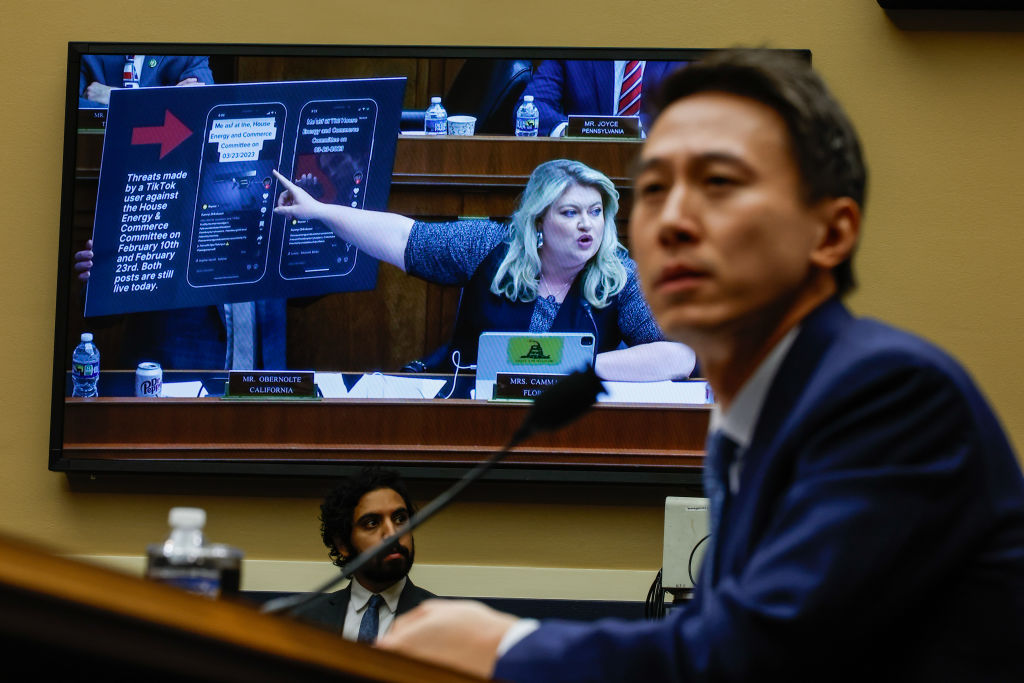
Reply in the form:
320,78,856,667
79,54,213,107
294,467,435,642
379,50,1024,680
519,59,688,135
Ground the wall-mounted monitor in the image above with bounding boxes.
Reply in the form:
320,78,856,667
51,42,808,483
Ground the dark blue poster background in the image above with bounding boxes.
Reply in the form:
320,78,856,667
84,77,405,317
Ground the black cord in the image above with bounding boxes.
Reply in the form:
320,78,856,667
582,301,599,347
644,569,665,620
688,534,711,586
645,534,710,621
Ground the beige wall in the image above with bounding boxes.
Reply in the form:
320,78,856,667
1,1,1022,583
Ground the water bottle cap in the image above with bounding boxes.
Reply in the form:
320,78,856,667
80,332,93,342
524,95,534,102
430,96,441,103
168,507,206,529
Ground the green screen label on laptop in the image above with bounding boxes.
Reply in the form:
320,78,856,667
506,336,564,365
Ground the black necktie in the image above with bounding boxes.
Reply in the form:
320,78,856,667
357,593,385,643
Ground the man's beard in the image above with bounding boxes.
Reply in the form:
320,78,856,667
358,540,414,585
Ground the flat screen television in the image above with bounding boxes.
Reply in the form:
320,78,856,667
50,42,809,483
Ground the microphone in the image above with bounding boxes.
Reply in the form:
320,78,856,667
261,366,604,615
509,363,605,446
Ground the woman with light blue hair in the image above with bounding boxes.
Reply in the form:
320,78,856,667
274,160,694,381
491,159,626,310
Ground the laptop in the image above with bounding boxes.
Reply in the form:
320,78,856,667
474,331,596,401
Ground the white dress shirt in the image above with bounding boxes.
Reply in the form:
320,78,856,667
707,326,799,493
342,576,408,642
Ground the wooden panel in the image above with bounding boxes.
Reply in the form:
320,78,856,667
62,397,710,470
234,56,467,111
391,135,638,184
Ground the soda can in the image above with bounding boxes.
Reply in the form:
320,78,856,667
135,361,163,398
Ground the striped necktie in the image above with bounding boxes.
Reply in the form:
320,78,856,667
123,55,140,89
617,60,643,116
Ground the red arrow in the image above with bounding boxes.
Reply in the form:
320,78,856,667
131,110,192,159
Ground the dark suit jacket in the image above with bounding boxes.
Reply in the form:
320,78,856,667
520,59,688,135
118,299,287,370
292,578,435,635
79,54,214,107
497,298,1024,682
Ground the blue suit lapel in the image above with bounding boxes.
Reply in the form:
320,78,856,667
642,61,666,93
335,583,353,633
747,299,852,466
103,57,127,87
395,578,425,616
708,298,853,583
140,56,164,88
592,61,616,114
639,61,685,131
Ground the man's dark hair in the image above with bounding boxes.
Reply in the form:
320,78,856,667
319,466,416,568
652,49,867,297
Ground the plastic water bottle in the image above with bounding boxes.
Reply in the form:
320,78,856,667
515,95,540,137
145,507,243,598
71,332,100,397
424,96,447,135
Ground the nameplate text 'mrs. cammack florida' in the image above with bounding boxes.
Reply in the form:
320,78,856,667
493,372,566,400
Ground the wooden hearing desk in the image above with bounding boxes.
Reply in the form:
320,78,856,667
0,530,479,681
61,383,711,473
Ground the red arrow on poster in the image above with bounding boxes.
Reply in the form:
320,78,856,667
131,110,192,159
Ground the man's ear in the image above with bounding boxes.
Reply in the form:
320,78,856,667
810,197,860,270
333,535,352,562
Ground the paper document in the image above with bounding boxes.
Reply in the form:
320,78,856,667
598,380,710,405
346,373,447,399
161,381,206,398
314,372,349,398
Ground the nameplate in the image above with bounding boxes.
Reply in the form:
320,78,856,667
493,372,566,400
567,115,641,139
78,108,107,131
227,371,315,398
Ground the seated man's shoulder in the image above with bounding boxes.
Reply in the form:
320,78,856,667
404,580,438,603
837,316,977,390
290,588,346,621
810,313,1013,454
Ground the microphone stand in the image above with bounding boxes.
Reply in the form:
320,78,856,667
261,367,604,616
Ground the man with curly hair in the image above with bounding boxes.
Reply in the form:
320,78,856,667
294,467,435,642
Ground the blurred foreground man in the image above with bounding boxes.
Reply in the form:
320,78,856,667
295,467,434,642
378,50,1024,681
